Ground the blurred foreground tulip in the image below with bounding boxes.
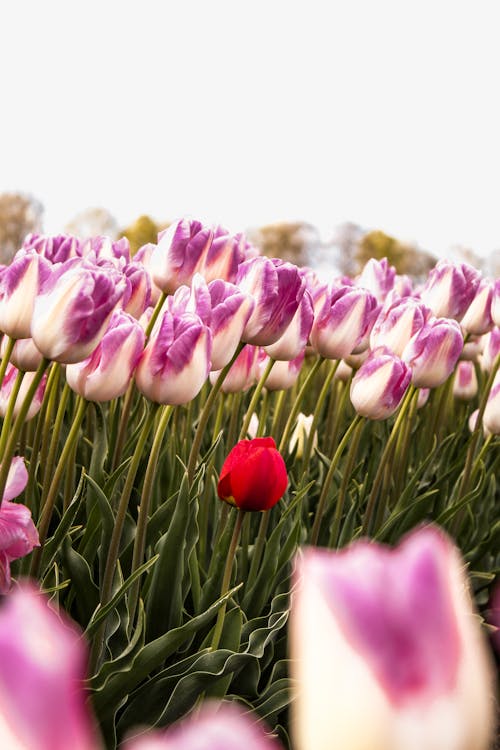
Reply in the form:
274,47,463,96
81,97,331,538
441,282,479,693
135,310,211,404
0,457,38,593
125,702,282,750
402,318,463,389
31,258,127,364
350,348,411,419
0,365,47,422
0,585,100,749
310,284,378,359
66,311,145,402
290,526,496,750
420,260,481,321
218,437,287,511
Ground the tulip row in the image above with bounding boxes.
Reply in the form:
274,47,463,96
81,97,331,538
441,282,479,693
0,221,498,748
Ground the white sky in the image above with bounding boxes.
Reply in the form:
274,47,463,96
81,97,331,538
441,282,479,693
1,0,500,257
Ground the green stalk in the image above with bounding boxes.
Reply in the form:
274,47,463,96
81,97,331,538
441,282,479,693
211,508,245,651
310,414,363,546
111,381,136,471
278,356,324,454
246,509,271,582
329,416,365,547
40,382,70,503
0,368,25,459
144,291,167,338
128,404,173,625
301,359,340,478
187,343,244,483
30,396,88,577
270,389,288,439
0,336,15,391
198,396,226,568
362,385,416,536
0,358,49,502
239,358,275,440
257,390,269,436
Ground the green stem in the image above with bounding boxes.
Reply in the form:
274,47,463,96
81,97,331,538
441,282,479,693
128,404,173,625
239,358,275,441
270,390,288,439
310,414,363,546
246,509,270,582
278,356,324,454
362,385,416,535
0,336,15,391
40,382,70,504
111,381,136,471
0,368,25,459
0,358,49,502
329,416,365,547
30,396,88,577
144,291,167,338
211,508,245,651
301,359,339,478
187,343,244,483
257,390,269,436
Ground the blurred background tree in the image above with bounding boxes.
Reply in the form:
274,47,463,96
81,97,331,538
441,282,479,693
355,229,437,279
118,214,168,256
247,221,321,267
0,192,43,263
65,207,118,240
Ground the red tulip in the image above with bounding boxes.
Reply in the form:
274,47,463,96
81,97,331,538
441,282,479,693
218,437,288,511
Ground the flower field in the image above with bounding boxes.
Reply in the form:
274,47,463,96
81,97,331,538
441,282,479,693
0,221,498,749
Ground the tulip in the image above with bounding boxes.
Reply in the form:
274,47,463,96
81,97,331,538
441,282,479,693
31,257,127,364
0,585,101,749
369,297,431,357
236,257,306,346
122,261,152,319
394,273,413,297
135,310,211,405
419,260,481,321
289,413,317,458
124,702,282,750
0,457,39,594
218,437,287,511
481,327,500,371
402,318,464,389
150,218,213,293
207,279,254,370
210,344,263,393
490,278,500,327
0,364,47,422
333,359,353,382
165,273,212,326
263,352,304,391
0,336,44,372
417,387,430,409
461,335,483,362
23,232,81,263
310,285,379,360
453,361,478,401
0,249,51,340
134,243,163,305
198,227,248,284
264,290,314,361
290,525,495,750
483,374,500,435
66,311,145,402
350,348,412,420
80,235,131,265
356,257,396,302
460,280,494,336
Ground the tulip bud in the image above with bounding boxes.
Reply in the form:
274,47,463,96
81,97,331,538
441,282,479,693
218,437,288,511
290,526,496,750
0,457,39,594
207,279,254,370
23,233,81,263
370,297,431,357
481,328,500,371
460,280,494,335
289,413,316,458
135,311,211,404
356,257,396,302
150,219,213,294
0,336,44,372
0,585,101,749
236,257,306,346
402,318,463,389
124,703,282,750
453,361,478,401
350,348,411,419
310,285,379,360
0,364,47,422
31,258,127,364
264,290,314,361
483,374,500,435
420,260,481,321
263,352,304,391
66,311,145,402
210,344,263,393
0,250,51,339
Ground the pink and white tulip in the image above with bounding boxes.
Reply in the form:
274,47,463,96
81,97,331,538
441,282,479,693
0,585,101,749
80,235,131,265
419,261,481,321
290,526,495,750
370,297,431,357
453,361,478,401
481,327,500,371
210,345,263,393
0,365,47,422
310,285,378,360
31,258,127,364
207,279,254,370
264,290,313,361
122,261,152,319
66,311,145,402
0,250,51,340
483,374,500,435
0,336,44,372
402,318,463,389
23,233,81,263
355,257,396,303
350,348,411,420
460,280,494,336
135,311,211,404
491,279,500,327
263,352,305,391
150,219,213,294
198,227,248,284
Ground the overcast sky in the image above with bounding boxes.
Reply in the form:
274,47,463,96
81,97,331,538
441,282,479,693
1,0,500,257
